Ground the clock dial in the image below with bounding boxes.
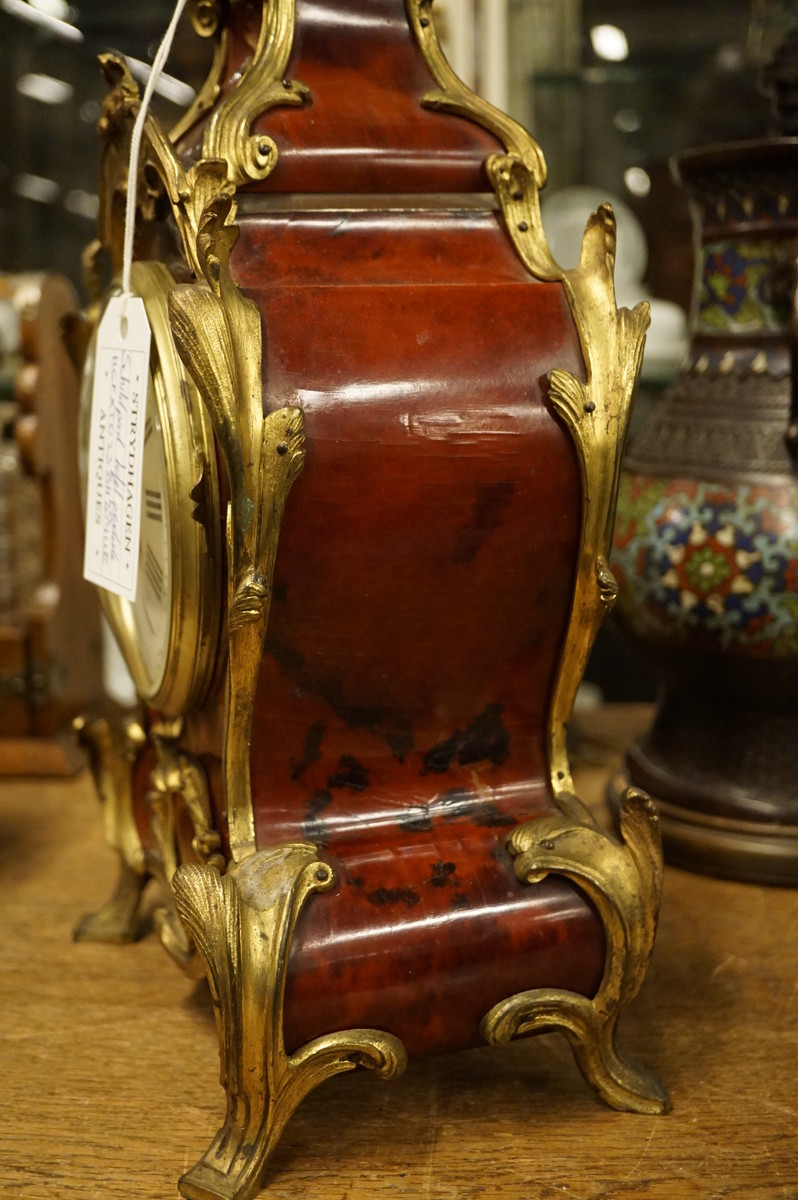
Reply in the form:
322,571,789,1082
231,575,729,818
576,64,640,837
78,262,221,716
131,388,172,694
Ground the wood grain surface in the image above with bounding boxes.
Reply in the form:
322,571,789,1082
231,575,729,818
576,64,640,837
2,705,797,1199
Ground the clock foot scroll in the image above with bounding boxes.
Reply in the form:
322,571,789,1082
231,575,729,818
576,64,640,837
172,845,407,1200
73,714,149,944
481,788,670,1116
73,859,148,944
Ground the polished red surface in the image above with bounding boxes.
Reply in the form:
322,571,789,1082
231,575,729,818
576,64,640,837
233,209,584,854
173,0,604,1059
226,208,603,1054
180,0,503,193
285,838,604,1058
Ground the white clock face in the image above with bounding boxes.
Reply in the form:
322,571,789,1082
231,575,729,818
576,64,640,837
78,326,173,699
78,262,220,717
131,384,172,694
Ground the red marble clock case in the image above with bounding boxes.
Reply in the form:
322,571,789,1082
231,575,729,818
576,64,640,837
126,0,611,1063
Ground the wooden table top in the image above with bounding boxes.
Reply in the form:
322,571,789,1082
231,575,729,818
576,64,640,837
1,705,797,1199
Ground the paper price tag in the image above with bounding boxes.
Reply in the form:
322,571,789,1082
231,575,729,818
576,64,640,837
83,296,151,602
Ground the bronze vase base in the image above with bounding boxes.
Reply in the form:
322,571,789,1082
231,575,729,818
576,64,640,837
607,681,792,888
607,692,798,886
608,770,798,886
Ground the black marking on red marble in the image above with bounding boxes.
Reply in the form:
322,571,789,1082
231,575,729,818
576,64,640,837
422,703,510,775
366,886,421,908
386,723,414,763
301,819,330,848
267,635,415,759
268,636,305,677
425,860,459,888
452,480,516,564
473,803,516,829
450,892,470,910
305,788,333,817
398,807,434,833
301,788,333,846
398,785,516,832
491,841,518,873
398,788,471,832
290,720,326,781
438,787,472,817
327,755,370,791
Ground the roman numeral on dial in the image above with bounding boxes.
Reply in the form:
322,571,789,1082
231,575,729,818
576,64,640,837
145,488,163,523
143,543,165,604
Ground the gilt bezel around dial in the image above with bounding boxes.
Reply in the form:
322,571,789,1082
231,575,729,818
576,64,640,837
79,260,221,717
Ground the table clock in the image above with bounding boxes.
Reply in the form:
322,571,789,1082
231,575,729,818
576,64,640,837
76,3,668,1197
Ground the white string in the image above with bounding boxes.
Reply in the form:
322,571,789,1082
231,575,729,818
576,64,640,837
121,0,189,311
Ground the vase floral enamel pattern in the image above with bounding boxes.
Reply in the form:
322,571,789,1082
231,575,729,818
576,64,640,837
613,119,798,884
74,2,668,1197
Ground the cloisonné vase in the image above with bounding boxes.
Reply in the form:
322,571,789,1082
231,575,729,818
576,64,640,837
611,136,798,884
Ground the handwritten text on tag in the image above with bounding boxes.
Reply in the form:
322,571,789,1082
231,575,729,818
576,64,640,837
83,296,152,602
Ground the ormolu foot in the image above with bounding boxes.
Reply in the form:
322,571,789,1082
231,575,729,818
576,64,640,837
73,860,148,944
173,845,407,1200
482,788,670,1116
